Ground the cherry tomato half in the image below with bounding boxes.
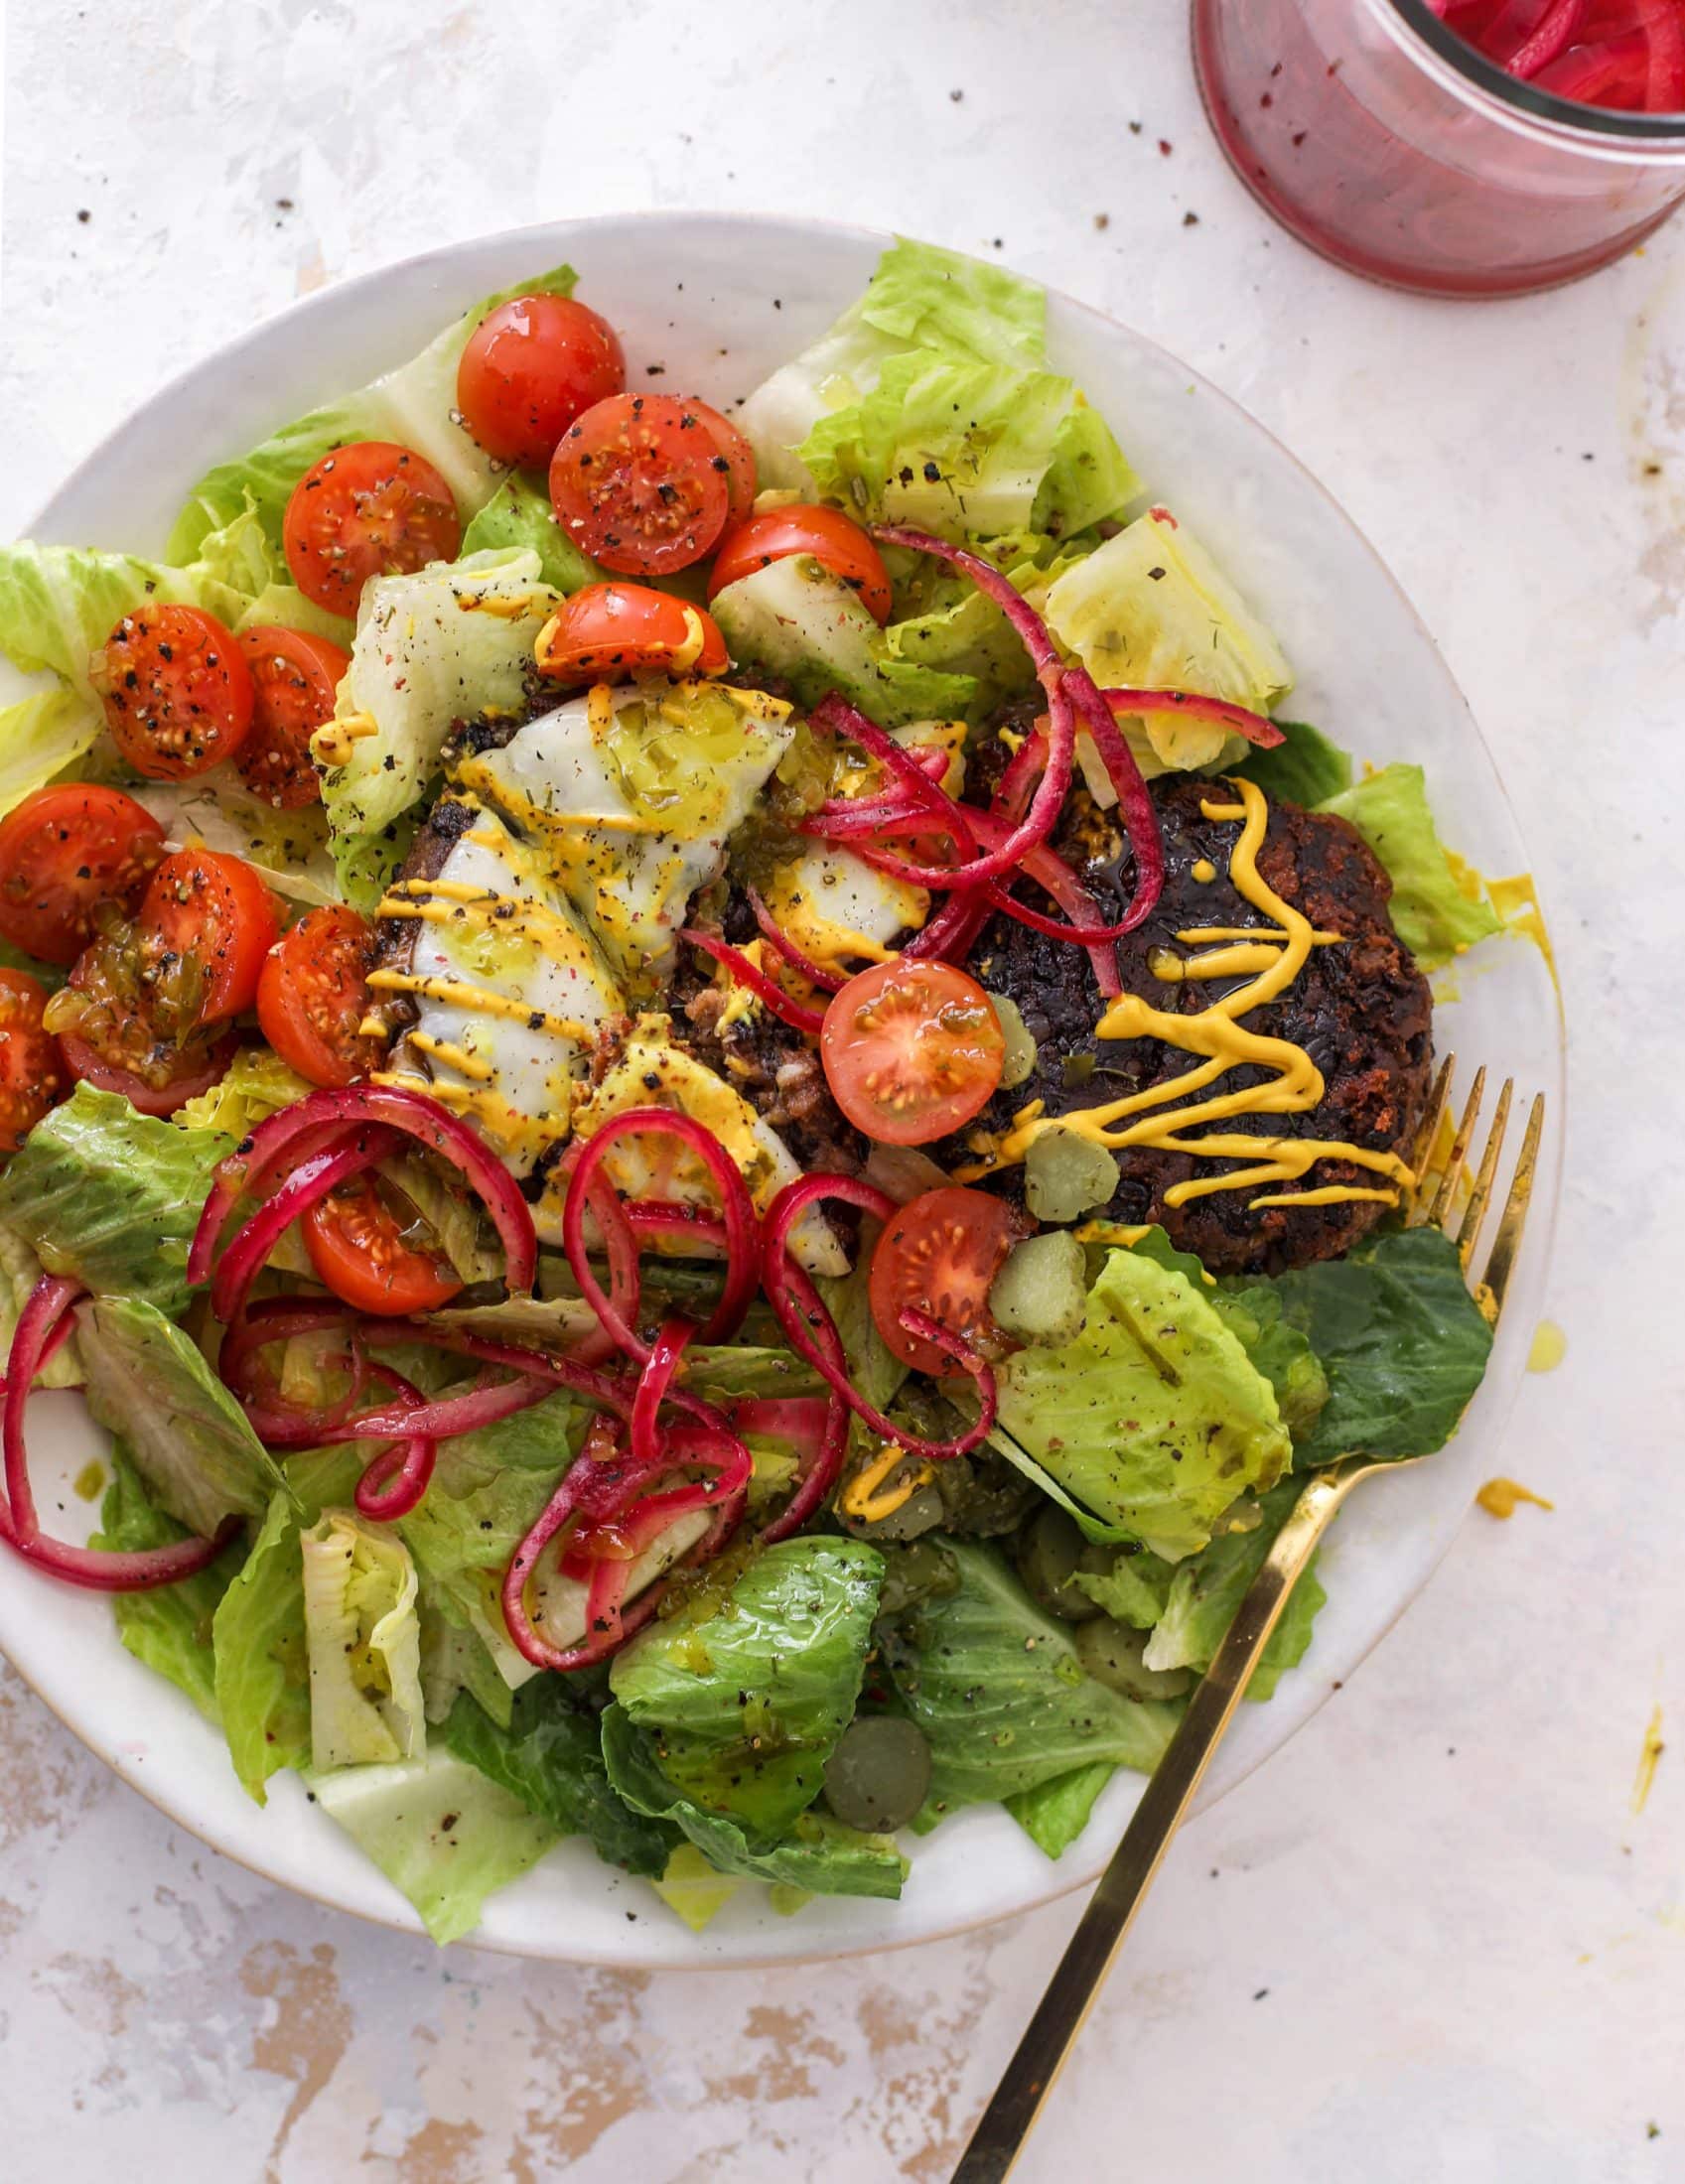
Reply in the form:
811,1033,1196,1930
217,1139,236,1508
56,1024,237,1119
256,905,380,1089
709,504,893,624
535,582,729,684
457,293,627,468
234,626,351,810
684,400,758,526
0,970,69,1154
136,849,280,1024
90,605,254,780
820,959,1006,1147
868,1185,1028,1376
303,1172,464,1316
283,441,462,616
0,784,166,967
548,393,732,576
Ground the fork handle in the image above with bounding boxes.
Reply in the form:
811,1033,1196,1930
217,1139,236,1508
950,1466,1355,2184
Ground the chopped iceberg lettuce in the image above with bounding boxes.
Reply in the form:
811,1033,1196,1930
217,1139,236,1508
320,547,559,873
882,1539,1183,1820
136,774,341,908
1043,509,1292,775
1142,1479,1327,1704
173,1045,313,1138
312,1748,562,1946
1270,1226,1494,1466
76,1295,295,1537
166,263,579,564
301,1509,426,1770
994,1249,1292,1560
91,1446,245,1720
609,1537,883,1838
1317,763,1501,969
460,474,603,593
0,1084,230,1317
0,687,104,822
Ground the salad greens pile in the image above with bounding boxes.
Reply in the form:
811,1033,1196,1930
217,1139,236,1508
0,237,1506,1945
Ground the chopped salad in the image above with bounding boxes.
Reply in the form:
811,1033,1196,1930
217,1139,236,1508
0,239,1501,1943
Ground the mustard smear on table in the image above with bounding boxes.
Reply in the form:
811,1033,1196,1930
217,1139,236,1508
72,1461,105,1503
1475,1478,1555,1520
1632,1706,1665,1816
1528,1320,1568,1373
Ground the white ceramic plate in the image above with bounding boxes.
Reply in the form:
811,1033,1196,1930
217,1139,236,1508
0,213,1563,1967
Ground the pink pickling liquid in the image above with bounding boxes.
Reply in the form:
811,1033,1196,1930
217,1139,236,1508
1192,0,1685,295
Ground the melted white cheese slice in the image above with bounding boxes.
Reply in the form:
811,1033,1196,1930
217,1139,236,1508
372,806,625,1172
455,682,793,995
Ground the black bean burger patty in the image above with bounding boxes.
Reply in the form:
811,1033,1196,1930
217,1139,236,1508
954,773,1434,1276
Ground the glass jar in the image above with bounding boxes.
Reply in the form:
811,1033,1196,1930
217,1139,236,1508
1192,0,1685,296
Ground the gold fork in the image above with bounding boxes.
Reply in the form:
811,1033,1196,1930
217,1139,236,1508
951,1060,1545,2184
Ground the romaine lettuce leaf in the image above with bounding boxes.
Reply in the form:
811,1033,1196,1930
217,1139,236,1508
166,264,579,564
609,1537,883,1838
0,1083,229,1317
1043,509,1293,775
1070,1549,1176,1628
650,1843,745,1933
232,582,354,649
1270,1226,1494,1466
301,1509,425,1770
91,1446,245,1720
815,1253,908,1416
1230,716,1353,807
136,774,341,908
420,1606,514,1730
994,1249,1291,1560
440,1682,675,1878
311,1748,562,1946
321,547,557,864
1317,763,1501,969
460,474,602,593
0,532,257,700
75,1295,295,1537
882,1539,1182,1819
0,687,104,821
0,1226,81,1389
1003,1759,1118,1859
173,1044,313,1138
1142,1478,1327,1703
600,1706,906,1900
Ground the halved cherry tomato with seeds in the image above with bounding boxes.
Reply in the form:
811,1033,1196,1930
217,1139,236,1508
55,1024,237,1119
709,504,894,623
0,784,166,967
134,849,279,1025
303,1172,464,1316
283,441,462,616
548,392,732,576
90,606,254,780
256,905,380,1088
535,582,729,684
820,959,1005,1146
684,399,758,525
234,626,351,809
0,970,69,1153
868,1186,1028,1376
457,294,627,468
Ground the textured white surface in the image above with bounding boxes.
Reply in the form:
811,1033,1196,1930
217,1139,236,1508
0,3,1679,2179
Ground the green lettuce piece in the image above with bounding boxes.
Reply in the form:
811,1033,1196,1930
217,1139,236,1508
1270,1226,1494,1466
420,1606,514,1730
816,1253,908,1416
1071,1549,1176,1629
679,1343,824,1403
76,1295,294,1537
0,686,104,820
233,582,354,648
440,1682,675,1878
0,1227,81,1389
601,1706,906,1900
311,1748,562,1946
1143,1479,1327,1703
800,352,1136,542
1317,764,1501,970
738,235,1046,491
651,1843,745,1932
880,529,1094,716
1044,509,1293,776
1004,1759,1118,1859
883,1539,1182,1819
211,1447,363,1804
0,1084,229,1316
135,777,341,908
300,1509,425,1770
91,1446,245,1720
609,1537,883,1838
1231,716,1353,807
994,1250,1292,1560
321,547,557,866
460,474,603,593
166,263,579,563
174,1045,313,1137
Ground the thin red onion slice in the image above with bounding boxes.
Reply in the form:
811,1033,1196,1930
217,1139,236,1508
209,1126,399,1326
1097,684,1285,751
351,1363,438,1521
678,927,827,1036
1064,666,1166,935
630,1316,694,1472
746,886,846,993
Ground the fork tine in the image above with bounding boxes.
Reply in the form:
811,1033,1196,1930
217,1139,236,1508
1427,1064,1486,1230
1408,1052,1457,1223
1475,1092,1544,1327
1456,1077,1513,1268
